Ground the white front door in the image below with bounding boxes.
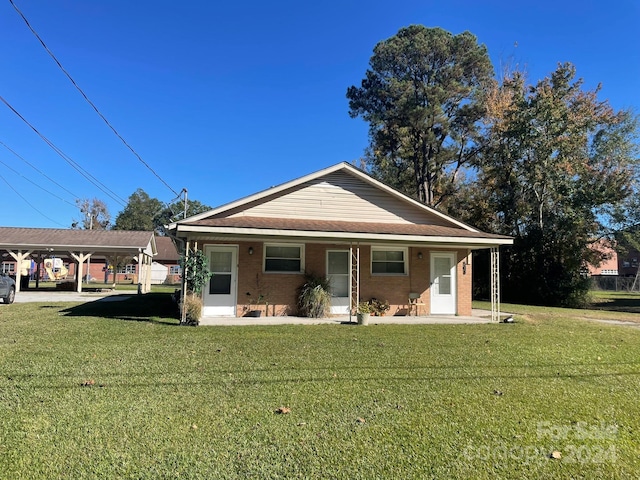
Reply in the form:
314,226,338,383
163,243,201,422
203,245,238,316
327,250,350,314
430,252,456,314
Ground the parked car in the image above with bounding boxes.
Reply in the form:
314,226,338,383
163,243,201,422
0,273,16,304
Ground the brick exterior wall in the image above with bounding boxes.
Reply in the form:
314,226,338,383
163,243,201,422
197,240,473,317
456,249,472,316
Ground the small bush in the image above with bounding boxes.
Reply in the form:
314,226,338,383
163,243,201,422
369,298,390,316
298,273,331,318
182,294,202,326
357,301,372,313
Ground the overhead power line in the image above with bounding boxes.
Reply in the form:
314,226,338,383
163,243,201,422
0,173,67,227
9,0,181,198
0,95,127,206
0,139,78,200
0,156,76,207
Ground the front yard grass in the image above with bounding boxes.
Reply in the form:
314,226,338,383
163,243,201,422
1,297,639,478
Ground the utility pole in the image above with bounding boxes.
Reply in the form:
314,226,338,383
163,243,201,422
183,188,188,219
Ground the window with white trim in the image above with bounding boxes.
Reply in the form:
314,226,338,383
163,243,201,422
371,247,408,275
264,244,304,273
1,262,15,274
116,264,136,274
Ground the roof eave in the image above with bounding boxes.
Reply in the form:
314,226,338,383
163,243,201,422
174,225,513,246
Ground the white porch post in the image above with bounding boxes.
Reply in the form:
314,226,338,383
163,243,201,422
180,240,190,325
490,247,501,322
7,250,32,293
145,255,152,293
136,250,151,294
137,251,143,294
69,252,92,293
349,244,360,323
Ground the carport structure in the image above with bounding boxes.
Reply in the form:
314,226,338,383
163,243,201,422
0,227,157,294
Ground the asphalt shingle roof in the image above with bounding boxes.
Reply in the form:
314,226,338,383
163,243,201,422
186,217,511,240
0,227,154,250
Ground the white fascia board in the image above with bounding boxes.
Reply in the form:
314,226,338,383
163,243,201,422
175,225,513,246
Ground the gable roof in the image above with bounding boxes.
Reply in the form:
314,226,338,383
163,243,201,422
0,227,157,256
169,163,512,247
154,236,180,261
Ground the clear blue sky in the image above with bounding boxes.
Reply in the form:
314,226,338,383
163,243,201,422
1,0,638,228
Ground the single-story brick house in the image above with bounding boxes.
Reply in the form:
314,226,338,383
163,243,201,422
168,163,513,319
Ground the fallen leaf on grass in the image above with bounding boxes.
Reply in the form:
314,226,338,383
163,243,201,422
550,450,561,459
275,407,291,414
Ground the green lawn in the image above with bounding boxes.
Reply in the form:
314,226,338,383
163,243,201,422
1,296,639,479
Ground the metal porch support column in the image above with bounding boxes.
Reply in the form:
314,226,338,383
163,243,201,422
349,244,360,323
490,247,500,322
180,240,190,325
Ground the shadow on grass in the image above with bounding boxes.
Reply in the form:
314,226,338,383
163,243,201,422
590,296,640,314
60,293,179,325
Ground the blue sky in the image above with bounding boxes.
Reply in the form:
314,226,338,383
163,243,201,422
1,0,638,228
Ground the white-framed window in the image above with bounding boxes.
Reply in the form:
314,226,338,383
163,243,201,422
371,246,408,275
116,264,136,274
264,244,304,273
169,265,181,275
600,269,619,276
1,262,15,274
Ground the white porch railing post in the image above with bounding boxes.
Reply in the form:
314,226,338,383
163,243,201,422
490,247,500,322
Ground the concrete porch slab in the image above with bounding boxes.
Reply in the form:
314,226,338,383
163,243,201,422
199,311,495,326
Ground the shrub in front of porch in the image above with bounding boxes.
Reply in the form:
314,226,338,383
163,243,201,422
179,249,213,326
297,273,331,318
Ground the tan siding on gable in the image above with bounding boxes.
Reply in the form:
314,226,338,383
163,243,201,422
227,171,449,226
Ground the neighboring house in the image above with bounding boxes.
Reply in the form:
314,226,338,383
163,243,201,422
587,240,619,276
106,236,180,285
154,236,181,284
168,163,513,318
618,247,640,278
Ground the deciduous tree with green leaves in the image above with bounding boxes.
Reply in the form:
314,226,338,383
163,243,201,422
467,63,639,306
113,189,211,234
154,199,211,235
113,188,164,231
347,25,494,209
